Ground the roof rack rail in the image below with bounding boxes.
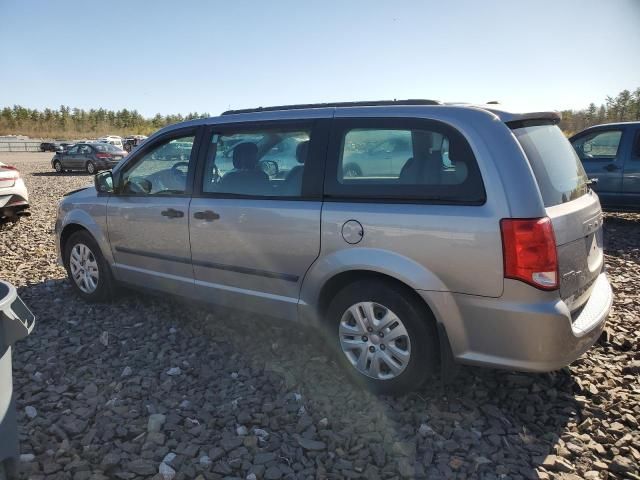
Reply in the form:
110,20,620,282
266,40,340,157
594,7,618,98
221,99,441,115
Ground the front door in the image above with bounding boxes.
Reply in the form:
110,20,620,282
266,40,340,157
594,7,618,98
62,145,82,170
571,128,625,206
106,129,201,297
188,121,328,321
77,144,93,171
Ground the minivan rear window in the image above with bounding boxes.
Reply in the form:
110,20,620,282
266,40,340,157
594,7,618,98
512,123,589,207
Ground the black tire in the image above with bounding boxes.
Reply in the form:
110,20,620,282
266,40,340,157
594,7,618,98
53,160,63,173
326,278,439,395
86,161,96,174
63,230,115,302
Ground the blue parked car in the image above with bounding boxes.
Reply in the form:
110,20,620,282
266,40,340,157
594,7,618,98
570,122,640,209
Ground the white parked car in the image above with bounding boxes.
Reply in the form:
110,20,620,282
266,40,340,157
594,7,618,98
0,162,29,224
97,135,123,149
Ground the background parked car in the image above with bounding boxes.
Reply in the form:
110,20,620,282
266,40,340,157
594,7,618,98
39,142,59,152
51,142,127,174
570,121,640,209
97,135,124,149
57,142,75,152
0,162,29,225
123,135,147,152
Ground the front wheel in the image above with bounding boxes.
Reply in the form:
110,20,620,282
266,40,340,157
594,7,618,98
86,161,96,174
326,279,439,394
64,231,115,302
53,160,63,173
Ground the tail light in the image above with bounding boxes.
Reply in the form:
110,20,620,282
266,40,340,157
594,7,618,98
95,153,112,159
0,165,20,183
500,217,558,290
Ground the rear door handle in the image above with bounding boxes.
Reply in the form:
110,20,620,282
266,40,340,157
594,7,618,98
193,210,220,221
604,164,620,172
161,208,184,218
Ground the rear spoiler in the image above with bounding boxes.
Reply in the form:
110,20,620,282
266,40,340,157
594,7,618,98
477,106,562,128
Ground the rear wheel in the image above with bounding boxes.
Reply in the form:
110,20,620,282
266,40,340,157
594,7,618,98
326,279,439,394
86,161,96,174
64,230,115,302
53,160,63,173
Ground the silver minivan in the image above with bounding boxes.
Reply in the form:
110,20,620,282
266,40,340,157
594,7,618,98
55,100,613,394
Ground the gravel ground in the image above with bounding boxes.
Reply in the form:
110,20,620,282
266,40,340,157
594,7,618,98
1,152,639,480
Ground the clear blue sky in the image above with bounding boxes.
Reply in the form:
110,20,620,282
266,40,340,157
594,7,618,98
1,0,638,117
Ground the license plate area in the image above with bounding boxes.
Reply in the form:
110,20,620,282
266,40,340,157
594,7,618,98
558,226,604,311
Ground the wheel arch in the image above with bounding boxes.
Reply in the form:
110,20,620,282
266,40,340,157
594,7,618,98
315,270,436,324
58,209,112,265
60,223,90,257
300,247,448,317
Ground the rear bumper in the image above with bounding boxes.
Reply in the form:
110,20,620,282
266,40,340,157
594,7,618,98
0,195,30,219
421,273,612,372
95,161,120,171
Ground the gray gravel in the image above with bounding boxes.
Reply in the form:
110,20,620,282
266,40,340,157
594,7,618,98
1,152,639,479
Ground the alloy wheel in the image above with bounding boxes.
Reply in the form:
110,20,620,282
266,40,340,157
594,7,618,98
69,243,99,293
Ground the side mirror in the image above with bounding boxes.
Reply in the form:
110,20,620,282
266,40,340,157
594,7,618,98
583,143,592,153
94,170,114,194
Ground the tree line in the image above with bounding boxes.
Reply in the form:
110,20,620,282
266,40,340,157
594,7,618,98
1,87,639,139
0,106,210,139
559,87,640,135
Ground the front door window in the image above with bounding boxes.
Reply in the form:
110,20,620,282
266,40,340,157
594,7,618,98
572,130,623,161
121,136,195,195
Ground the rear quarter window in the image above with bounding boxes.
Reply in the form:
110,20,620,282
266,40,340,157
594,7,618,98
513,123,589,207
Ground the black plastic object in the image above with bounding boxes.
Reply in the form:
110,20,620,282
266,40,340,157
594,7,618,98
0,280,35,471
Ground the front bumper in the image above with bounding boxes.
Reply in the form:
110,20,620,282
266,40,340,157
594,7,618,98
422,273,612,372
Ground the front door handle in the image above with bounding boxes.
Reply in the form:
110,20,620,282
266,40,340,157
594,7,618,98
161,208,184,218
604,164,620,172
193,210,220,221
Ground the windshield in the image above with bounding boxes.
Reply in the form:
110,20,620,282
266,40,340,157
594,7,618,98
513,123,589,207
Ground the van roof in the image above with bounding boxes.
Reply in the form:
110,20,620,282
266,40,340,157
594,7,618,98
219,100,560,124
154,99,561,138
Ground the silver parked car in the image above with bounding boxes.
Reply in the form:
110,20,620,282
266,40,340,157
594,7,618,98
54,100,613,394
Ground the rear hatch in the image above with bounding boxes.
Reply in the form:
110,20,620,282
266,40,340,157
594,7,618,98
512,122,603,312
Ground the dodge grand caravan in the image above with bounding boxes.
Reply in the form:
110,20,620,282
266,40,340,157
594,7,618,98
54,100,613,394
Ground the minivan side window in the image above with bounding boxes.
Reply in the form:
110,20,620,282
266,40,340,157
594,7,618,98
120,135,195,195
325,120,485,203
572,130,623,161
202,129,311,197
